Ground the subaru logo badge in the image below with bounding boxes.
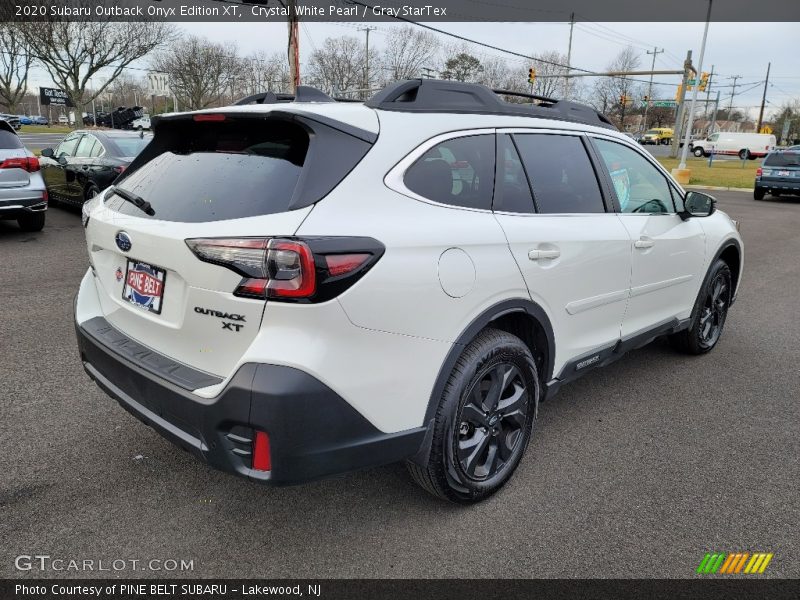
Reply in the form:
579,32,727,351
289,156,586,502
115,231,132,252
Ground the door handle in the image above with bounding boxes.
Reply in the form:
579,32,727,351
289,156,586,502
528,249,560,261
634,237,655,249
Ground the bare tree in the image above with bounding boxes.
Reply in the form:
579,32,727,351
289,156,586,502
590,46,644,129
381,26,440,83
107,73,148,108
238,51,291,97
307,37,366,96
531,51,569,99
20,20,175,112
0,23,32,113
152,36,240,110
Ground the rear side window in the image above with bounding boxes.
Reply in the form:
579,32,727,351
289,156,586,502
404,134,494,210
513,134,605,214
0,128,22,149
110,120,308,223
108,136,151,157
764,153,800,167
494,134,534,213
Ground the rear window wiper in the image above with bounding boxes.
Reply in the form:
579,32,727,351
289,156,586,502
109,185,155,216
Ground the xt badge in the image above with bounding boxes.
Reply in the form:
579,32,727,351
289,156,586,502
195,306,246,333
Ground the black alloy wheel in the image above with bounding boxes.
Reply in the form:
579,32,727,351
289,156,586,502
698,271,731,350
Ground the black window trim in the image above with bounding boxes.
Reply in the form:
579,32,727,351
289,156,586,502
586,133,684,215
492,132,538,214
387,127,497,213
496,128,613,216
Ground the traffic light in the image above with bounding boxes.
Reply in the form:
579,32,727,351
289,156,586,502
699,72,709,92
528,68,536,84
675,84,683,100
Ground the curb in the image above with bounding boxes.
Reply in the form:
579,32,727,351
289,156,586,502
686,185,752,193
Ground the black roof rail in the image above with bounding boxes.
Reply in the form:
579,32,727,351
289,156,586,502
364,79,617,131
234,85,339,105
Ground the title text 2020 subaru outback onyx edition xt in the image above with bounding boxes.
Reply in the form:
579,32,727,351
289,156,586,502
75,80,743,503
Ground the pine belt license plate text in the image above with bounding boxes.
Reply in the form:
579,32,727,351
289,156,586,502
122,259,166,314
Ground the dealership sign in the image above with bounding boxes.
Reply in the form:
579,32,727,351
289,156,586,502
39,87,74,107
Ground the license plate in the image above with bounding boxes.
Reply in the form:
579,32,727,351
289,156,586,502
777,170,792,177
122,259,166,314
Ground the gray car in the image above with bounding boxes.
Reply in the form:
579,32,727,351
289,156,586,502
0,120,48,231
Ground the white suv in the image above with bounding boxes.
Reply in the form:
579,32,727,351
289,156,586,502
75,80,743,503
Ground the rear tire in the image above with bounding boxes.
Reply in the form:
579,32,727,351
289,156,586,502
17,212,45,232
85,184,100,200
407,328,539,503
771,191,781,198
738,149,750,160
754,187,766,200
670,259,732,355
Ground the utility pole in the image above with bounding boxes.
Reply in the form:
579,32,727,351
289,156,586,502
704,64,714,119
360,26,377,99
287,0,300,92
757,62,771,132
565,12,575,98
709,89,720,136
678,0,713,171
727,74,742,118
642,47,664,131
671,50,692,159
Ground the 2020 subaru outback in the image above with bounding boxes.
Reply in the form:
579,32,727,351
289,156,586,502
75,80,743,502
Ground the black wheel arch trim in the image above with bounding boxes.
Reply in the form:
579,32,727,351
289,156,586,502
709,238,742,306
410,298,555,466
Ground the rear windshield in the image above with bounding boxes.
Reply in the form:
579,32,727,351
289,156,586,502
764,153,800,167
108,136,151,157
108,120,309,222
0,129,22,149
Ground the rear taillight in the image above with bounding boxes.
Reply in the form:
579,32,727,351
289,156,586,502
756,167,762,177
114,165,126,174
193,114,226,122
185,236,384,303
0,156,39,172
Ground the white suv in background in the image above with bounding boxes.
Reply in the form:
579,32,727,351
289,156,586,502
75,80,743,503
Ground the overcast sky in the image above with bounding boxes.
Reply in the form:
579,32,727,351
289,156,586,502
27,20,800,118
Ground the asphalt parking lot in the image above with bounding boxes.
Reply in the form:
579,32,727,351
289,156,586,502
1,191,798,579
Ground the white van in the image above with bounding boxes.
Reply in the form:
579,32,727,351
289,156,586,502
131,115,151,130
691,132,776,159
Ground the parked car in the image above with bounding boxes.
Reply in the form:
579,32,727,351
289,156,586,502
40,130,152,207
691,132,776,159
0,119,48,231
131,115,151,130
753,149,800,199
0,114,21,130
57,115,69,125
31,115,49,126
18,115,33,125
75,80,743,503
640,127,673,145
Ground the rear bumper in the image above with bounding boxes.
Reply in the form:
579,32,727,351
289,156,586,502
756,180,800,194
75,315,427,485
0,195,47,218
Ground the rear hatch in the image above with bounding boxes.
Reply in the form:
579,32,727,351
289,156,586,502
0,125,33,194
83,109,376,380
760,152,800,188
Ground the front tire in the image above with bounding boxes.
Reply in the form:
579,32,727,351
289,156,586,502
670,259,732,355
17,212,46,232
693,147,705,157
407,329,539,503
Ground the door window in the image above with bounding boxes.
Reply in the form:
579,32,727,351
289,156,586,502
74,135,97,157
593,138,676,214
404,134,494,210
513,134,606,214
493,134,534,213
56,135,81,158
90,139,105,157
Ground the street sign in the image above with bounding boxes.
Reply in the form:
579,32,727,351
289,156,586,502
687,78,697,85
39,87,73,107
147,72,171,96
653,100,677,108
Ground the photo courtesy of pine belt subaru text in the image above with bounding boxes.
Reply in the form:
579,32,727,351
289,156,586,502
74,80,744,503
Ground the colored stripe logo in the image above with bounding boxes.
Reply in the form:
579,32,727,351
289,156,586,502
697,552,773,574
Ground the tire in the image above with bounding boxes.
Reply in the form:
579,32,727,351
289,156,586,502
669,259,732,355
407,328,539,503
771,191,781,198
738,149,750,160
693,147,705,157
17,212,46,232
85,184,100,200
754,187,766,200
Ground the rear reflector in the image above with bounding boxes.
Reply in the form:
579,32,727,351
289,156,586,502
0,156,39,172
252,431,271,471
325,253,371,277
193,114,226,122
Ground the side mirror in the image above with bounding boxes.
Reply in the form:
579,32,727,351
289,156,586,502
41,147,54,158
681,191,716,219
57,155,68,166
